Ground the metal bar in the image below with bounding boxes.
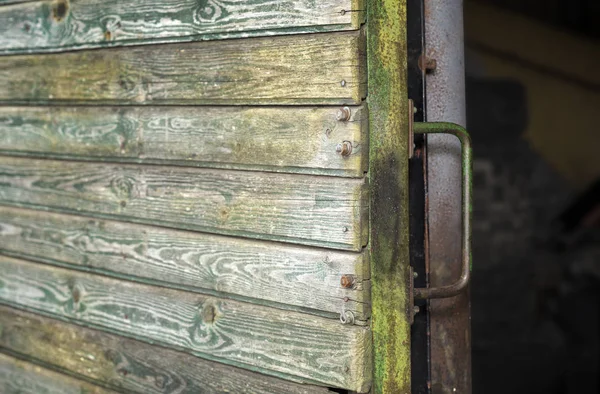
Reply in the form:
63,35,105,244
424,0,472,391
413,122,472,300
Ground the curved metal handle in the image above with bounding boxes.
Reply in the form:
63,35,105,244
413,122,472,300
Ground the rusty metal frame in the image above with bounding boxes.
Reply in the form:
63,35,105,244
413,122,472,300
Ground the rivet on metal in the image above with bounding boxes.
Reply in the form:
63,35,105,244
340,274,356,289
335,141,353,157
340,310,355,325
418,54,437,73
336,106,351,121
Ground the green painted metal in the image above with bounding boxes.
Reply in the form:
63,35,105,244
413,122,473,299
367,0,411,393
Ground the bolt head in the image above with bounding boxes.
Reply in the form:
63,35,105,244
340,275,356,289
336,106,351,121
336,141,352,157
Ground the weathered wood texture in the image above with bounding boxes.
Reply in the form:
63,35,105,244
0,0,366,54
0,105,368,177
0,306,332,394
367,0,411,393
0,353,115,394
0,206,370,320
0,31,366,105
0,157,368,251
0,256,372,391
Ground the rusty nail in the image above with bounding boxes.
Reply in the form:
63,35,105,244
340,274,356,289
336,141,353,157
418,54,437,73
336,106,351,121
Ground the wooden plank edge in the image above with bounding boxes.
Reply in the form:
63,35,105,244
0,25,362,55
0,306,333,394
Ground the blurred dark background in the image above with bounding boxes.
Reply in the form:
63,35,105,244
464,0,600,393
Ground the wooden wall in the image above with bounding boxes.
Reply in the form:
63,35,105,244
0,1,373,392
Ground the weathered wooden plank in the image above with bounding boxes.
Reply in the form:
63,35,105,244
0,156,368,251
0,31,366,105
0,0,366,54
367,0,411,393
0,105,368,177
0,306,333,394
0,206,370,320
0,353,115,394
0,256,372,391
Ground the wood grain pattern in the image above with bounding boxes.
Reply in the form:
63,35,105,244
0,206,370,320
0,352,115,394
0,31,366,105
0,156,368,251
0,105,368,177
0,306,332,394
0,0,366,54
0,256,372,391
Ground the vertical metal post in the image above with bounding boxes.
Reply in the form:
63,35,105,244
424,0,472,393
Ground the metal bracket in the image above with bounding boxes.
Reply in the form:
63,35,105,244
411,122,472,300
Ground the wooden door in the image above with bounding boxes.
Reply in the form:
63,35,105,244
0,1,412,392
